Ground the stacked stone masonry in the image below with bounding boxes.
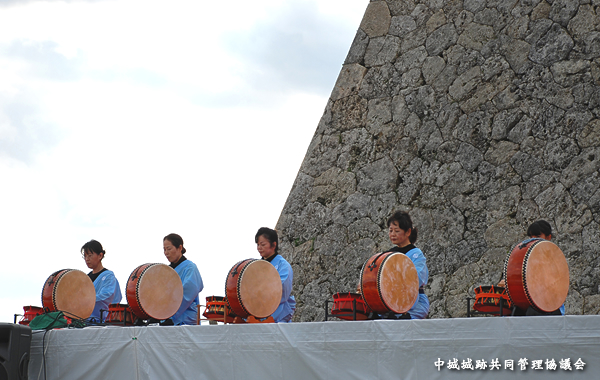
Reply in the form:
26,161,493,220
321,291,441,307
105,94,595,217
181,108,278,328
276,0,600,321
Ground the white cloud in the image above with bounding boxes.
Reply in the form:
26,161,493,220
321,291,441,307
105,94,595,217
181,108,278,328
1,40,82,81
0,0,368,323
0,89,64,163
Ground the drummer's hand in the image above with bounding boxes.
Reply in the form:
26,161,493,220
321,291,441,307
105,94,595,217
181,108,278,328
356,285,361,294
498,279,505,287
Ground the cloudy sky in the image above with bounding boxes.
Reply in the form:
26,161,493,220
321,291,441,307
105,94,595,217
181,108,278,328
0,0,367,323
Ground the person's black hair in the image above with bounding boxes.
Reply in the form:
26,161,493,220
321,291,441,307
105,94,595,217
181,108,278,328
81,240,105,258
255,227,279,255
163,233,187,254
387,211,418,244
527,220,552,238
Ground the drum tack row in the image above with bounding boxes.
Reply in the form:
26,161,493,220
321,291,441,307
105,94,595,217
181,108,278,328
329,238,569,320
17,259,284,326
17,237,569,325
16,218,569,325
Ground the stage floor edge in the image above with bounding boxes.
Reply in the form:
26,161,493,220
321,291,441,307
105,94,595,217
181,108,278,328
29,315,600,380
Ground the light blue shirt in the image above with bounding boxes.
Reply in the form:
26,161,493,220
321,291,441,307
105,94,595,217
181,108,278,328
91,270,122,322
404,247,430,319
171,259,203,325
269,255,296,323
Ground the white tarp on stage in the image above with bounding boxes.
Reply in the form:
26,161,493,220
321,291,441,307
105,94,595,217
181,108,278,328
29,316,599,379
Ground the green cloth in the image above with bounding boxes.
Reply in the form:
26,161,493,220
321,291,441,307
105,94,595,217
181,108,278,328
29,311,69,330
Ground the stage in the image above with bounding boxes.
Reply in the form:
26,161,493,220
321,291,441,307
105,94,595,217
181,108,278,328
29,316,598,379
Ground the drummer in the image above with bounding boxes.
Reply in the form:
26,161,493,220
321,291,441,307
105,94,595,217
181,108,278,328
255,227,296,323
499,220,565,316
81,240,122,322
163,233,204,325
383,211,429,319
526,220,552,241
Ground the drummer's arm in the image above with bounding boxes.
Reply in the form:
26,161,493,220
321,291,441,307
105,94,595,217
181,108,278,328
172,265,203,322
95,273,119,302
278,262,293,302
181,266,203,306
411,251,428,288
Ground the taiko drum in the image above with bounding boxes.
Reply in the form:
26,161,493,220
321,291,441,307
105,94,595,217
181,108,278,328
105,303,136,326
225,259,282,319
126,263,183,320
360,252,419,314
203,296,237,322
473,285,512,315
331,292,371,320
42,269,96,319
504,239,569,312
18,306,44,325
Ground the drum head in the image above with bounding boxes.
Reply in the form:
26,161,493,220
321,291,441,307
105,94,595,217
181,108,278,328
137,264,183,320
238,260,282,318
379,253,419,314
54,270,96,319
525,241,569,312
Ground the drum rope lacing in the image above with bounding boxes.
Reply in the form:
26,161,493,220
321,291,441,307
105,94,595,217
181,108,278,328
204,297,234,320
474,285,512,309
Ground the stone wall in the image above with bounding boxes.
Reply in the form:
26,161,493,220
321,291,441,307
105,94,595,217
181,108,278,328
276,0,600,321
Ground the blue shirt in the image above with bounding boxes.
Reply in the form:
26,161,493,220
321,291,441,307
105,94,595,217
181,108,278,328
268,255,296,323
90,269,122,322
387,245,430,319
171,258,203,325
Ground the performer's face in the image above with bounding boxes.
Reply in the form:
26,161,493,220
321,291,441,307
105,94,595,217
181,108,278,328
389,221,411,247
83,250,102,271
531,233,551,240
163,239,183,263
257,235,276,259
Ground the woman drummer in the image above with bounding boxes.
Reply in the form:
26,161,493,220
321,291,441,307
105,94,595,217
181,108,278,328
163,233,204,325
384,211,429,319
499,220,565,315
81,240,122,322
255,227,296,323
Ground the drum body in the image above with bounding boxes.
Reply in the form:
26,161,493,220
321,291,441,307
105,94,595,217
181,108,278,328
473,285,512,315
331,292,371,320
225,259,282,319
18,306,44,325
203,296,236,322
105,304,135,326
42,269,96,319
360,252,419,314
126,263,183,320
504,239,569,312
